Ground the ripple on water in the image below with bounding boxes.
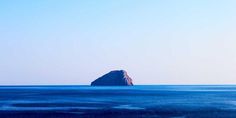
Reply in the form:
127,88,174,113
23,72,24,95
113,105,145,110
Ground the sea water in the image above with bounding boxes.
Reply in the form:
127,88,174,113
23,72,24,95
0,85,236,118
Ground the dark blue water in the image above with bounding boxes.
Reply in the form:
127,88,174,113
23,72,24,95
1,85,236,118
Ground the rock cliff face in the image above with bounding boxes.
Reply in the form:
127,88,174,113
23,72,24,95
91,70,133,86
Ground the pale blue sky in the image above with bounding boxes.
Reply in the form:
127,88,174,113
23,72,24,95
1,0,236,85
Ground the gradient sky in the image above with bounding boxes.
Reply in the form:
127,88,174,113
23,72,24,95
1,0,236,85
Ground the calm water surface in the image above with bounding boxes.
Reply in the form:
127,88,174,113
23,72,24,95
0,85,236,118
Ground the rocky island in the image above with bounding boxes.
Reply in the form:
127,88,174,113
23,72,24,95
91,70,133,86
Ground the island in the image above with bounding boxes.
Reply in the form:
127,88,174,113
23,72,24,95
91,70,133,86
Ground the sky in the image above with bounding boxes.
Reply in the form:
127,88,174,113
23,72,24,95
0,0,236,85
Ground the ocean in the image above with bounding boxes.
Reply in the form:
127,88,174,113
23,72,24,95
0,85,236,118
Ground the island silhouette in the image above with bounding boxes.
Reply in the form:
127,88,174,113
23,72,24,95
91,70,133,86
